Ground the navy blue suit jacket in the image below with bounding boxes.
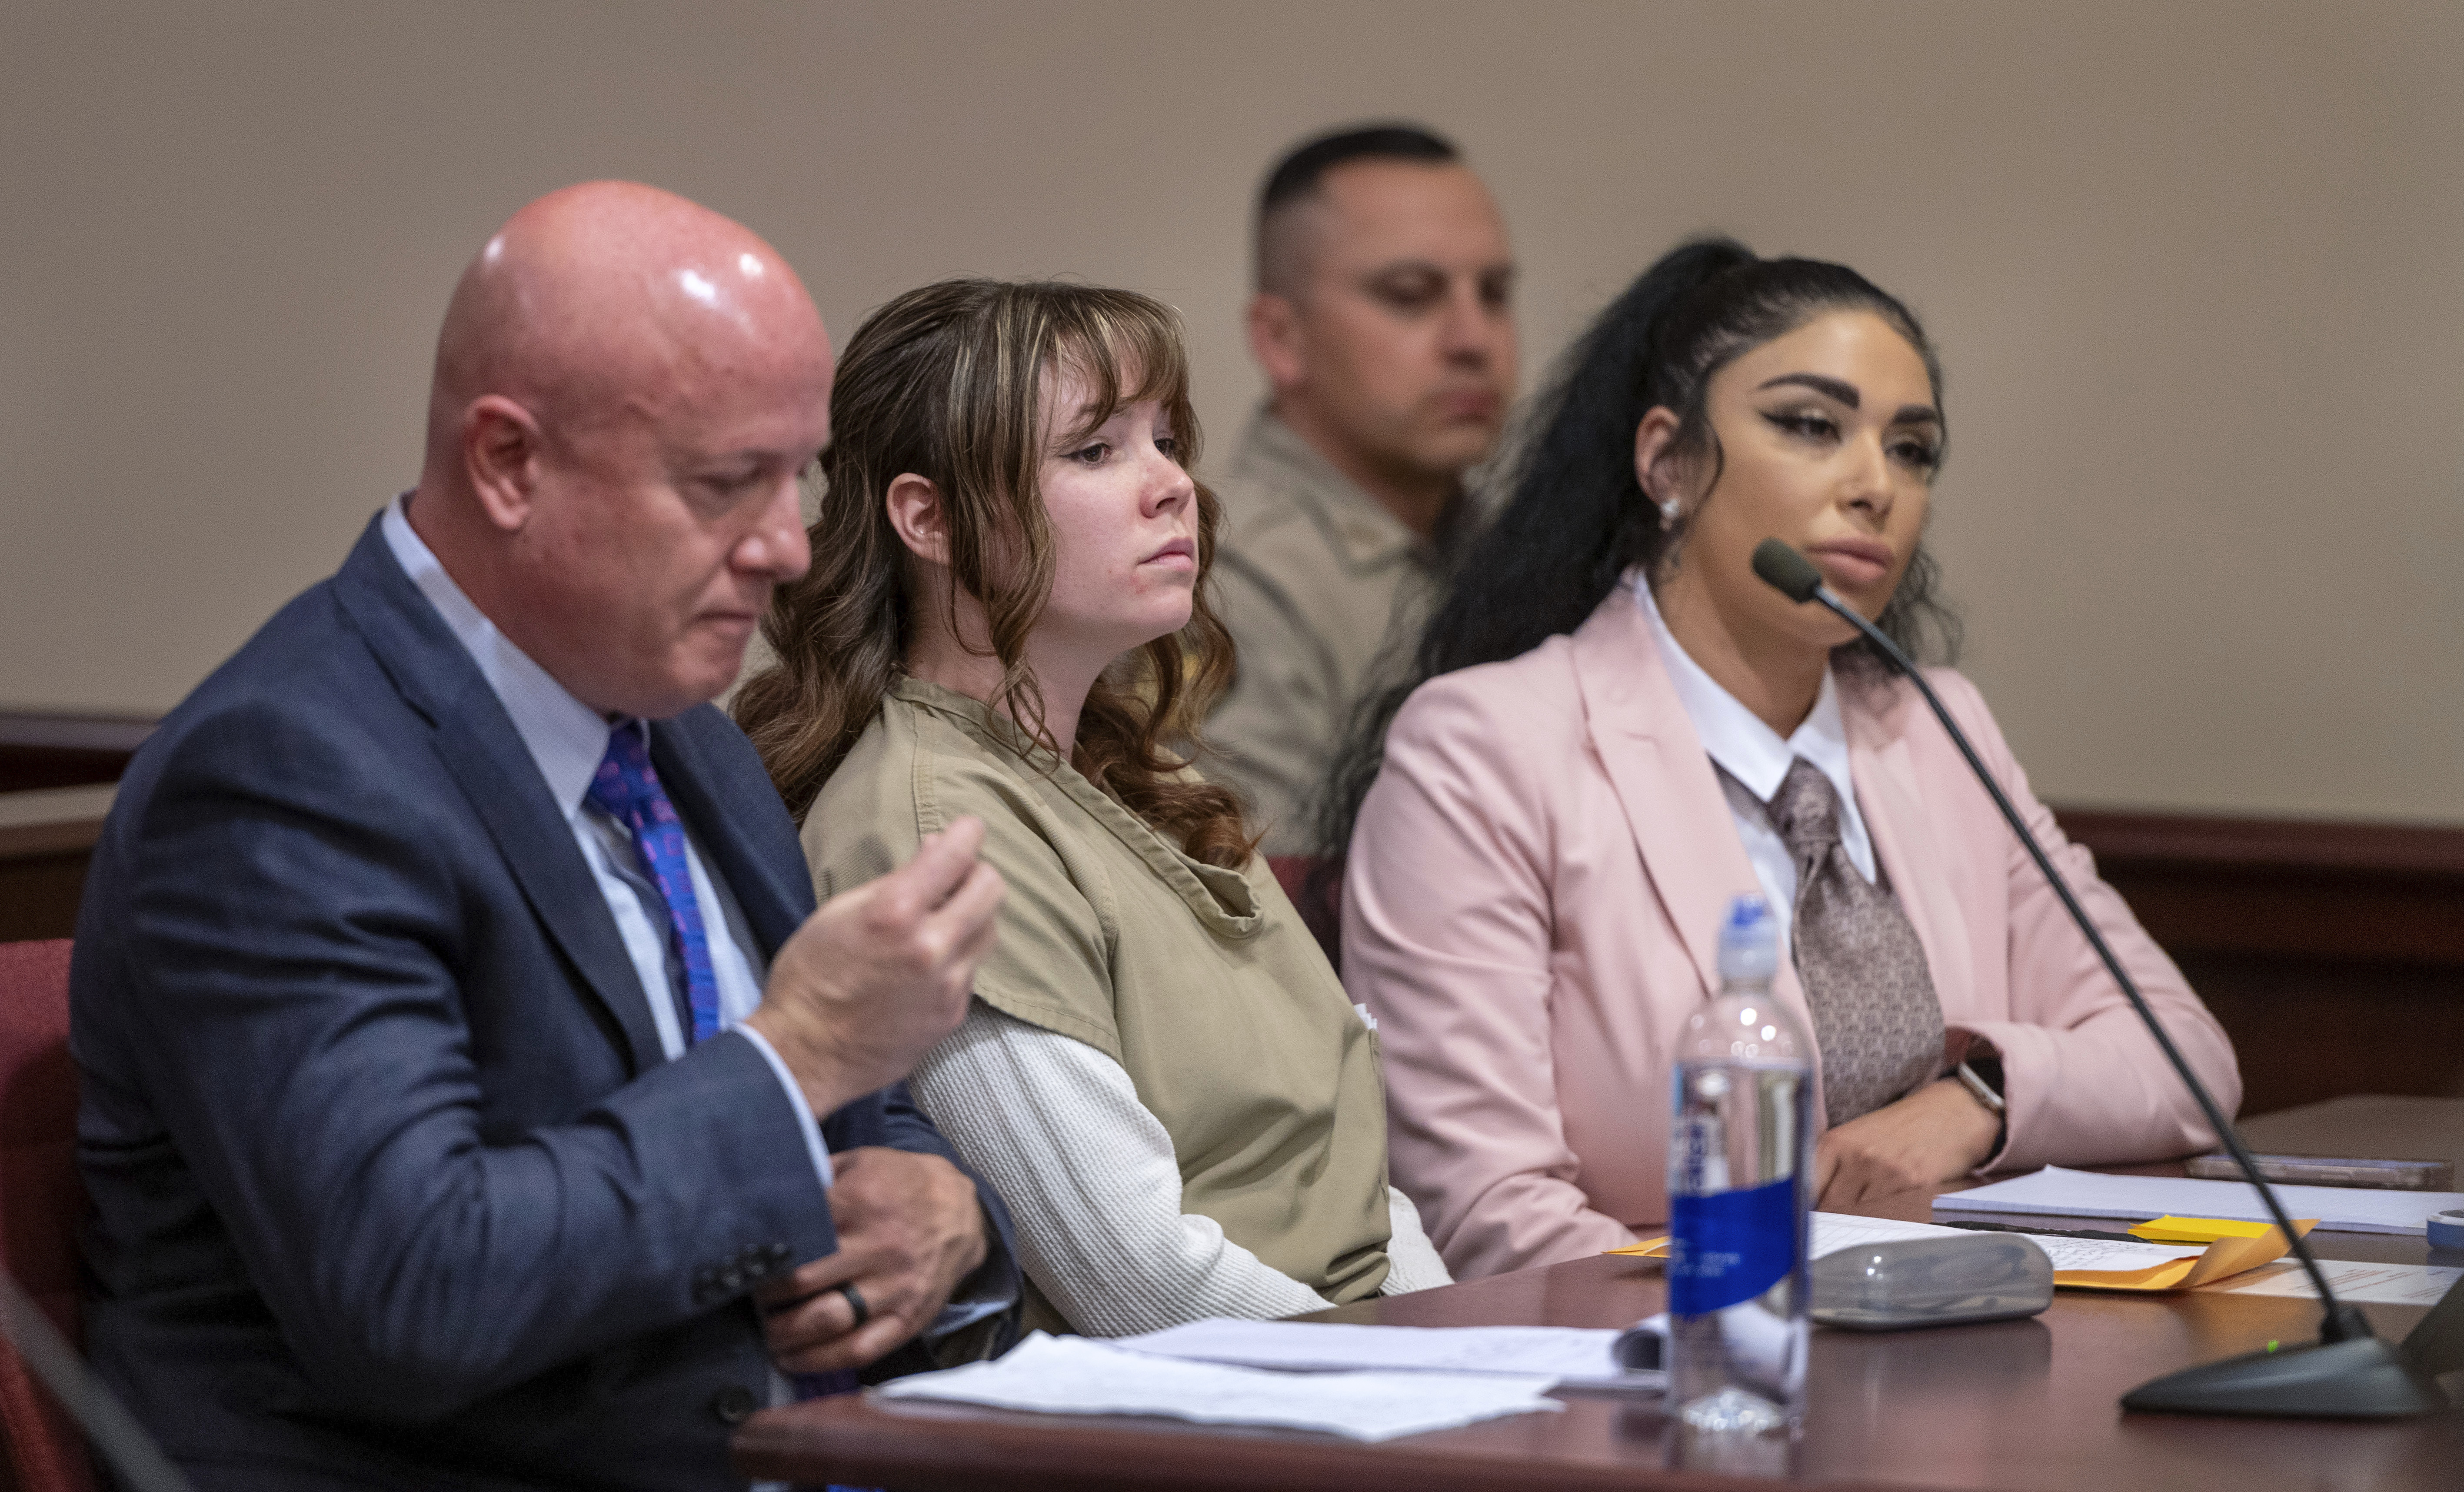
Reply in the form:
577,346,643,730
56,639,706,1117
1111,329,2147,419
71,516,1018,1491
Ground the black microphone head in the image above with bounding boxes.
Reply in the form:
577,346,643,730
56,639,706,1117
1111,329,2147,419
1752,540,1824,603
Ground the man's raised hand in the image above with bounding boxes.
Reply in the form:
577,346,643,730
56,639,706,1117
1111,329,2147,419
746,817,1004,1118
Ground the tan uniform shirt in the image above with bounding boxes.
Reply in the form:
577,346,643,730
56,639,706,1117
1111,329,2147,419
1207,410,1444,855
803,679,1395,1332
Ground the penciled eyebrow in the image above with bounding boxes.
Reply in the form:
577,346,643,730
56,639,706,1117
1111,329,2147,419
1755,373,1941,428
1755,373,1861,406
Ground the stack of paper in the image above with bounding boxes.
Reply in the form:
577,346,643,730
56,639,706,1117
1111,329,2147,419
1616,1210,2200,1271
2211,1260,2463,1307
1114,1318,1655,1392
1794,1212,2207,1272
874,1332,1568,1441
1934,1166,2464,1235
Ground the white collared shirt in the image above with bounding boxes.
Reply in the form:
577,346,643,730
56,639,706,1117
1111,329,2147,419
1635,578,1877,940
381,496,834,1189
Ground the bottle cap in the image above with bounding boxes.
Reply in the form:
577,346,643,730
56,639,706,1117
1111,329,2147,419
1718,894,1779,982
2429,1209,2464,1250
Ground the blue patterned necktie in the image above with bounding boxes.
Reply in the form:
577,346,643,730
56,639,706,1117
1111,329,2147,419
586,725,722,1047
591,728,867,1418
592,729,869,1428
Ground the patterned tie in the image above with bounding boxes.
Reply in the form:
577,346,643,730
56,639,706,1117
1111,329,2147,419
1769,758,1945,1127
591,731,870,1435
586,726,721,1047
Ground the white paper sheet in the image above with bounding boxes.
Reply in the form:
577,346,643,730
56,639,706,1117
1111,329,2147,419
1931,1166,2464,1235
2211,1260,2464,1307
1113,1319,1657,1392
1809,1212,1975,1256
873,1332,1568,1441
1809,1211,2202,1273
2018,1235,2210,1272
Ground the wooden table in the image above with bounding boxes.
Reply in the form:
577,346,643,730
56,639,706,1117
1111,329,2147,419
734,1098,2464,1491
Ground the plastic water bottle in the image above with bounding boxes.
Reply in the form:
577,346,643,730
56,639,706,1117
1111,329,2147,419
1667,894,1813,1439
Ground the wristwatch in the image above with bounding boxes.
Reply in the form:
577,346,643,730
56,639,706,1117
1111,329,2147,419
1953,1054,2005,1116
1953,1051,2007,1155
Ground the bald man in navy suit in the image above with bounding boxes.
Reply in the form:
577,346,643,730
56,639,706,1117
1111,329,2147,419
72,182,1019,1491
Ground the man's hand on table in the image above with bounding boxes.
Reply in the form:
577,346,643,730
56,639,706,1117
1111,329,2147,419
745,817,1005,1120
1812,1077,2003,1209
757,1146,990,1372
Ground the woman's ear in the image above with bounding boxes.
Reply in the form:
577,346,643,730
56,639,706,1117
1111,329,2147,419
884,474,952,567
1633,407,1688,512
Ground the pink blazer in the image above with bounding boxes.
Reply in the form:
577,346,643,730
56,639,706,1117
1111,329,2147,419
1343,584,2240,1279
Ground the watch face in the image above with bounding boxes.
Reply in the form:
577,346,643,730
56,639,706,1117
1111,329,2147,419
1957,1059,2007,1113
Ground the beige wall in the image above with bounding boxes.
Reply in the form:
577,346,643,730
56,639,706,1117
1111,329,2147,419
3,1,2457,822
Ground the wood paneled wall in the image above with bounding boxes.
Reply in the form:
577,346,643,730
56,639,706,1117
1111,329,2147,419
0,717,138,942
0,715,152,794
0,819,101,946
2058,810,2464,1116
7,712,2459,1116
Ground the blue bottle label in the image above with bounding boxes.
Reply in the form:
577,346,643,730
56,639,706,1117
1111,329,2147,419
1668,1176,1800,1314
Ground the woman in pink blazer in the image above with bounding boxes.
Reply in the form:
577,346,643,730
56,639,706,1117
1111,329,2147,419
1330,240,2240,1279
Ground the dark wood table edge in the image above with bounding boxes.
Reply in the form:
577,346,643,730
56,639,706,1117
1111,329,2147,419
730,1392,1921,1492
733,1275,2454,1492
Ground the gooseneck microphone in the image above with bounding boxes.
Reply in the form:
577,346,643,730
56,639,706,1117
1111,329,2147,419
1750,538,2444,1419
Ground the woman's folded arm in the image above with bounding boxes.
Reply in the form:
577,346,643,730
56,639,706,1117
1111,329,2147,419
907,1002,1330,1335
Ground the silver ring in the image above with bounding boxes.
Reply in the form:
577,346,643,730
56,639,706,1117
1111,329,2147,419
834,1281,870,1329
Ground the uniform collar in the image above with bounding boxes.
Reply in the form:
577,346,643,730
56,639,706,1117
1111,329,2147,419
886,676,1264,939
1233,407,1432,572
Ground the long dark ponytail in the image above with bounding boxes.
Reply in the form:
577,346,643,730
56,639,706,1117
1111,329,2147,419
1314,236,1961,878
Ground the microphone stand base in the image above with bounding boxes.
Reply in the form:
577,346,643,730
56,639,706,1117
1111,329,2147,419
2122,1335,2447,1419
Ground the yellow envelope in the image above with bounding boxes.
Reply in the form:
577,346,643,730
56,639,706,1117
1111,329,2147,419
2054,1220,2314,1292
2128,1215,2278,1244
1607,1220,2317,1294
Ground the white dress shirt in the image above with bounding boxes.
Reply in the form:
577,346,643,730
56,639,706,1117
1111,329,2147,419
381,497,834,1189
1635,578,1877,943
